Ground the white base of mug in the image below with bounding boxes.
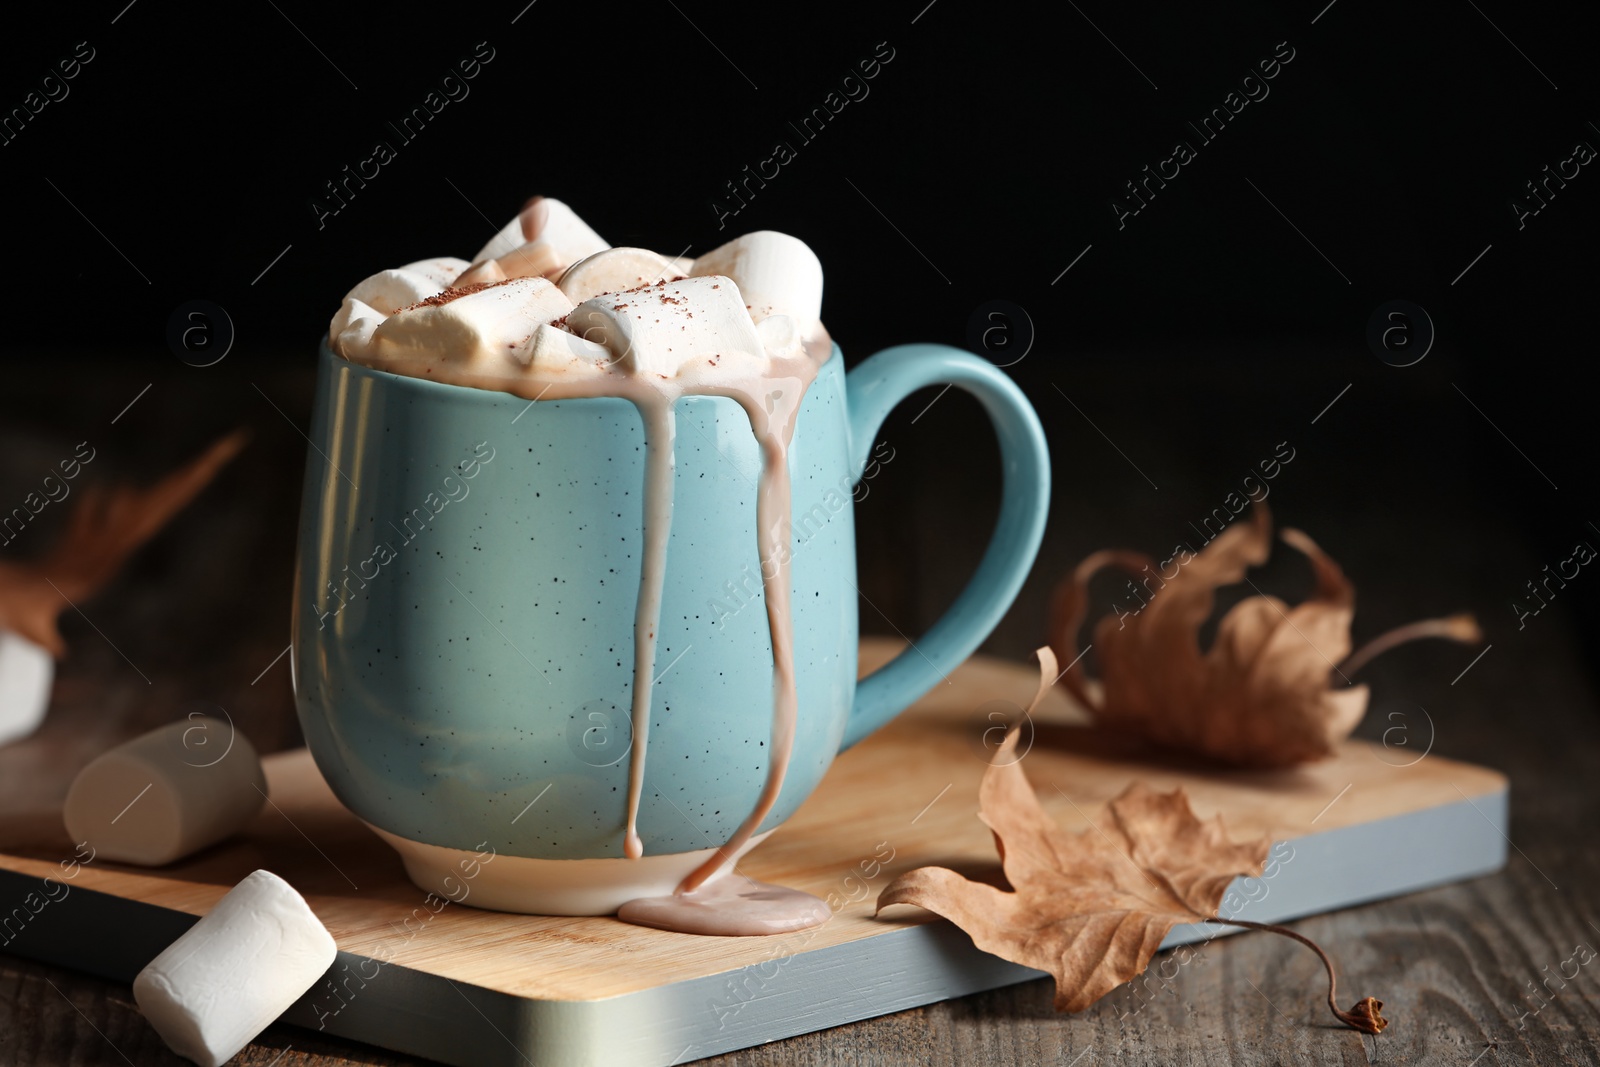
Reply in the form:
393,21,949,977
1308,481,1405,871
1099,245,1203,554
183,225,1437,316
364,822,775,915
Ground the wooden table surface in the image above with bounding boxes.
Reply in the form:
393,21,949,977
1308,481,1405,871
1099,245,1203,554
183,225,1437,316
2,359,1598,1065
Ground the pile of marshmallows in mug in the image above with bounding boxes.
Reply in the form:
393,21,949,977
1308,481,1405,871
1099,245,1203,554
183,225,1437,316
330,196,826,377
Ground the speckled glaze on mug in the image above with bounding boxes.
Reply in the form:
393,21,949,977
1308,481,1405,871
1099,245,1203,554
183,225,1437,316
291,340,1049,910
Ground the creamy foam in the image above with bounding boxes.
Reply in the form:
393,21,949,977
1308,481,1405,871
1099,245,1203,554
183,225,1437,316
331,201,832,936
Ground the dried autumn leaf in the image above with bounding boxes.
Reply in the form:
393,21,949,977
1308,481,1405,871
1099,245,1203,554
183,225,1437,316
876,649,1389,1033
879,737,1268,1009
1048,503,1479,767
0,429,248,656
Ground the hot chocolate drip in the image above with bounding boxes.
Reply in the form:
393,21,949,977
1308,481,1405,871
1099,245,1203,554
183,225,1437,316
622,401,675,862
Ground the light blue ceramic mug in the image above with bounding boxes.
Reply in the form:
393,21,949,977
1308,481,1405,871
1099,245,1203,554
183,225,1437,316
291,340,1049,913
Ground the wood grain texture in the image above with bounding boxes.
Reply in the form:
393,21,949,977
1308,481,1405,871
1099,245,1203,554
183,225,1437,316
2,361,1598,1065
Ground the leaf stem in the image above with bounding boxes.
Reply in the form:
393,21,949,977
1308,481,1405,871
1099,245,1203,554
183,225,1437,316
1338,613,1481,678
1203,917,1388,1034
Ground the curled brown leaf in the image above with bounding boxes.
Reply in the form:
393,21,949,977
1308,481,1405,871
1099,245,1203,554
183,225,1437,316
1048,503,1480,767
876,650,1391,1034
877,675,1270,1010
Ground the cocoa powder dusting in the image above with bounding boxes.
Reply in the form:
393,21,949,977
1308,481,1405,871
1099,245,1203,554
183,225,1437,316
400,277,524,311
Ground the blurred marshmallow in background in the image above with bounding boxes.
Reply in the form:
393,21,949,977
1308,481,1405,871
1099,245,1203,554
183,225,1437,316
0,630,52,746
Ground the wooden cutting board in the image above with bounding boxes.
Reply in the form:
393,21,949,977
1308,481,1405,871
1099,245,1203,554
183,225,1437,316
0,639,1508,1066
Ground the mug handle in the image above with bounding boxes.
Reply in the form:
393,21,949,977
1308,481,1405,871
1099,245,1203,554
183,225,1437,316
839,344,1051,751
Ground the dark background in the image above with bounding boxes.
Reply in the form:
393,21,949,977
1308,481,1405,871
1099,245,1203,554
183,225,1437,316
0,0,1594,719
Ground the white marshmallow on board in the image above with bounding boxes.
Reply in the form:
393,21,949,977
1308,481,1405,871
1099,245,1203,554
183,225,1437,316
557,247,679,304
134,869,337,1067
369,276,575,370
0,630,53,747
691,231,824,337
566,275,765,378
62,717,266,866
400,256,471,289
472,196,608,269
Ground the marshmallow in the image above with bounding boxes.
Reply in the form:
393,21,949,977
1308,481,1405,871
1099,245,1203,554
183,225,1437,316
330,298,384,359
342,268,442,315
691,231,824,337
527,322,618,373
472,196,608,269
63,717,266,865
475,217,526,263
134,869,337,1067
755,314,804,360
369,277,575,370
452,259,508,287
0,630,53,747
668,255,696,275
566,275,765,378
557,248,679,304
401,256,472,289
494,240,564,280
329,268,444,345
